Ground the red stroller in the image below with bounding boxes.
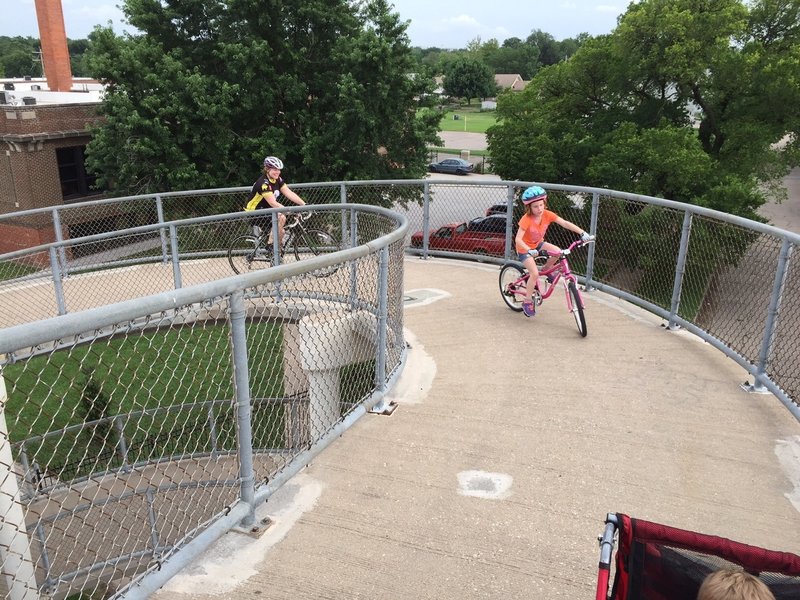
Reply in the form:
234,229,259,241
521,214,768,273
596,513,800,600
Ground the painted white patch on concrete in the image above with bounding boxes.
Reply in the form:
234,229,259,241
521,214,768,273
385,328,436,405
403,288,451,307
775,435,800,514
153,473,323,597
457,470,513,500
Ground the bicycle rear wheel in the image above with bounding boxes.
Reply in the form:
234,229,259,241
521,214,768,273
291,229,341,277
227,235,272,274
567,280,587,337
499,263,526,312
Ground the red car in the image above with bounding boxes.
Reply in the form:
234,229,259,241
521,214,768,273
410,220,507,257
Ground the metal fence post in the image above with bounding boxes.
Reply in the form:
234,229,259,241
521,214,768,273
16,444,36,500
207,404,218,458
52,207,68,277
155,195,169,264
370,246,390,414
746,239,793,393
422,181,431,258
34,522,55,595
115,416,130,472
584,192,600,289
145,487,161,556
349,208,359,311
504,184,515,259
667,211,694,330
49,246,67,315
340,184,349,250
169,224,182,289
229,290,256,528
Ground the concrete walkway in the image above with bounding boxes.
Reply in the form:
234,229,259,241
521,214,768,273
152,257,800,600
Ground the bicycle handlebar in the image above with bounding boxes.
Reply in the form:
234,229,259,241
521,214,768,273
286,211,312,228
540,237,595,259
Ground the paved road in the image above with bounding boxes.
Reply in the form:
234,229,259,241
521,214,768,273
152,257,800,600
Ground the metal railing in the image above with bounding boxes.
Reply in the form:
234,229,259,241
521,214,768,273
0,180,798,599
0,203,407,599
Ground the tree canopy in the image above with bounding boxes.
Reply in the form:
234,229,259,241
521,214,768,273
442,57,496,104
83,0,441,197
0,36,92,78
487,0,800,218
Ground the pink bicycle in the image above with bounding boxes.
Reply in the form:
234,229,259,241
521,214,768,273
498,239,595,337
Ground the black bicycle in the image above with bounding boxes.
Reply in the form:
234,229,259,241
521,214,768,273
227,212,341,277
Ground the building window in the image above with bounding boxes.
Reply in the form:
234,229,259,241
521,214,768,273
56,145,97,201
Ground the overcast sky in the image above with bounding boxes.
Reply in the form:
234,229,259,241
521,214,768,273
2,0,628,49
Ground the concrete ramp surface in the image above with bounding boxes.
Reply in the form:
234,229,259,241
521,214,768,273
153,257,800,600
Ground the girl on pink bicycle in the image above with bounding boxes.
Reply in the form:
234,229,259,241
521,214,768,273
515,186,593,317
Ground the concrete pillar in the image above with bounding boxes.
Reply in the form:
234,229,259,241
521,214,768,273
34,0,74,91
296,311,376,441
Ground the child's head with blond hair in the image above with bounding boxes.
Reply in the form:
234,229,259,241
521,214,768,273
697,569,776,600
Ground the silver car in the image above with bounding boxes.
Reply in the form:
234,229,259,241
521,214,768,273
428,158,474,175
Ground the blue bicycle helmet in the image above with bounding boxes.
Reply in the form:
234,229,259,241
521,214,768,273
521,186,547,204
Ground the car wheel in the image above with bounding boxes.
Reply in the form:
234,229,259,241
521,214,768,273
456,169,465,175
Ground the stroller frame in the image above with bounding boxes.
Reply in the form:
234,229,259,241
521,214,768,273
596,513,800,600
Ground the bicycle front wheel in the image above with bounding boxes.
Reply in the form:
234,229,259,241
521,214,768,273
499,263,525,312
567,280,587,337
227,235,271,274
291,229,341,277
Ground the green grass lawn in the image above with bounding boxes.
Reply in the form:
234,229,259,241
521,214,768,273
6,317,379,479
0,260,39,281
438,107,496,133
5,322,284,473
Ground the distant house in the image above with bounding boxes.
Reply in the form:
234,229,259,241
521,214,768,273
432,73,528,107
494,74,527,92
482,74,528,110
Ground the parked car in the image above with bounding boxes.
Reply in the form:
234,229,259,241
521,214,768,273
410,221,506,256
428,158,474,175
468,214,516,236
485,203,508,216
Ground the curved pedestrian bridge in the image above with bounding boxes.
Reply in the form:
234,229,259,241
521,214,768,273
149,257,800,600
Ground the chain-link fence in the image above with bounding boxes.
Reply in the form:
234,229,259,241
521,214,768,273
1,182,799,599
0,204,407,599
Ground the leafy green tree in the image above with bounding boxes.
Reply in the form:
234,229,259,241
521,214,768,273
442,57,496,104
526,29,562,66
83,0,441,199
0,36,41,78
488,0,800,219
481,37,540,80
0,35,91,78
68,39,91,77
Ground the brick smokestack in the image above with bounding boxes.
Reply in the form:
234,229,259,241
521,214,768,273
34,0,74,92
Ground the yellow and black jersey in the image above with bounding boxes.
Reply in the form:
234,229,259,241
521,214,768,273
244,175,286,211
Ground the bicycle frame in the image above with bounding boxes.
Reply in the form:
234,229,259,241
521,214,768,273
228,211,340,277
268,213,307,257
499,239,593,336
512,241,585,307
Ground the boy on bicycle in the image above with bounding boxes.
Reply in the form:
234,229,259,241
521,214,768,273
515,185,593,317
244,156,307,245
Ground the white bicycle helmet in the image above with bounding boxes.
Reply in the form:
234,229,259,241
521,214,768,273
263,156,284,170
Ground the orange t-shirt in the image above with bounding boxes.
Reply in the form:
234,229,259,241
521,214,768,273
516,210,558,253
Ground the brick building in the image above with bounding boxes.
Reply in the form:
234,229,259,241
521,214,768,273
0,88,107,253
0,0,107,253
